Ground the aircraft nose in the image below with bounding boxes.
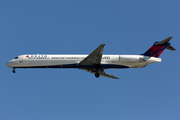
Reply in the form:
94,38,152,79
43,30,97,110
6,61,13,67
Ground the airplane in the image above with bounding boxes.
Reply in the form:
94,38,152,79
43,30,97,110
6,37,175,79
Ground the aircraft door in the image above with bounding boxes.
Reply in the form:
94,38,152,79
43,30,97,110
19,58,23,63
25,57,34,64
111,56,116,63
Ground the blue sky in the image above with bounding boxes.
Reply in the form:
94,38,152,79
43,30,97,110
1,0,180,120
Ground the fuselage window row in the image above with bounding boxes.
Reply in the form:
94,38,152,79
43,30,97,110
28,57,50,59
102,57,110,59
51,57,85,60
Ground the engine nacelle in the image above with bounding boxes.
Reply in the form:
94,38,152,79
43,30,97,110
120,55,146,63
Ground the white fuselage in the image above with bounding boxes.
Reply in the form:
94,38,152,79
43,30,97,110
6,54,161,69
6,37,174,79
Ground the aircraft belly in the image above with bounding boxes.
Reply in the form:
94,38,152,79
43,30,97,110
100,62,130,68
101,64,130,68
128,62,147,68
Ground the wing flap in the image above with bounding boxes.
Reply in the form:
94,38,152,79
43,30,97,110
98,69,119,79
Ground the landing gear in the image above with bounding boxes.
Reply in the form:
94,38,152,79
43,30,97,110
93,67,100,78
92,68,97,73
12,68,15,73
95,73,100,78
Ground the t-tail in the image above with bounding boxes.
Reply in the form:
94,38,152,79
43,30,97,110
142,37,176,58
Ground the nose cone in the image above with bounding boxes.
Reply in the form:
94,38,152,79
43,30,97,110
6,61,13,67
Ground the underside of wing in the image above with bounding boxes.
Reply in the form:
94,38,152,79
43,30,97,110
98,69,119,79
80,68,119,79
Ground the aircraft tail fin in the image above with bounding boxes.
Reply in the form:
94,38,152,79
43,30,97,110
142,37,176,58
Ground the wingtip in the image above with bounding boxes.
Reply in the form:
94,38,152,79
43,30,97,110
168,36,173,40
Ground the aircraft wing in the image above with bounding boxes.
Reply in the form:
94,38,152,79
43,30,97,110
78,44,119,79
78,44,105,66
80,68,119,79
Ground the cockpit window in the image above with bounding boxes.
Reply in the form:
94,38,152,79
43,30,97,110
15,57,19,59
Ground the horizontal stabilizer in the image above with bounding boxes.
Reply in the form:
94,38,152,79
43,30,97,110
166,45,176,51
155,37,173,45
142,37,175,58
